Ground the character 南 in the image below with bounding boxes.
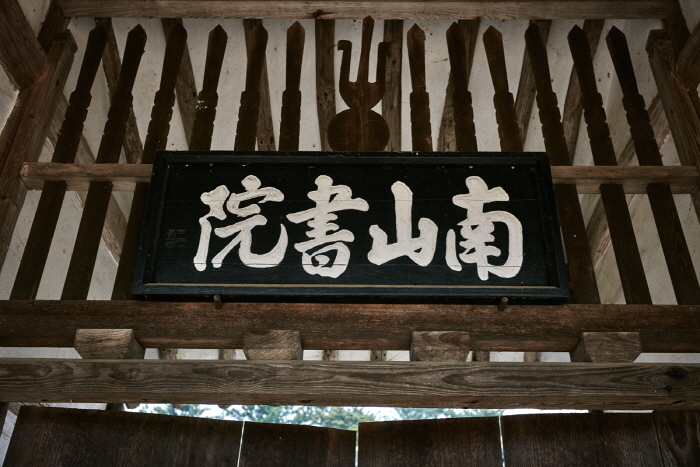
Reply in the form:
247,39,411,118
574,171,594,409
445,176,523,280
193,175,288,271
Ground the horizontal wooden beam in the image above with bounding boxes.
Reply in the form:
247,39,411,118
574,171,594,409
57,0,669,20
1,301,698,352
0,359,698,410
20,162,700,194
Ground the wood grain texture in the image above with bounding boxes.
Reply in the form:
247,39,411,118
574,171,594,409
0,0,47,90
57,0,670,20
162,18,197,147
2,301,700,352
94,18,143,164
358,417,502,467
244,19,275,151
315,19,336,151
239,422,355,467
1,359,700,409
0,33,76,273
3,406,173,467
502,412,664,466
676,22,700,87
446,22,477,151
383,20,403,152
165,416,243,466
654,410,700,466
74,329,145,359
243,330,302,360
570,331,642,362
22,162,700,193
410,331,469,361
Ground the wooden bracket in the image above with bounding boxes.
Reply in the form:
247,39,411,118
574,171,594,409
410,331,470,362
242,330,302,360
570,332,642,363
74,329,145,360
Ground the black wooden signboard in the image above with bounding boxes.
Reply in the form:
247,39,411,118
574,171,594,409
134,152,568,303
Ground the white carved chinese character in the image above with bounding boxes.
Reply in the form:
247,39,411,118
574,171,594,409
193,175,288,271
286,175,369,278
367,181,437,266
445,176,523,280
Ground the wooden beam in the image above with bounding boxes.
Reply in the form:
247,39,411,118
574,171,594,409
242,330,303,360
162,18,197,147
1,359,699,410
0,33,76,271
0,0,47,90
74,329,145,359
21,162,700,194
410,331,469,361
570,332,642,362
57,0,670,20
1,301,699,353
676,22,700,88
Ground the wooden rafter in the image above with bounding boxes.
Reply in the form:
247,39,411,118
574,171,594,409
0,0,47,90
56,0,670,20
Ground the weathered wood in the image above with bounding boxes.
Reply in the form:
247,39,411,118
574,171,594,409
315,19,336,151
60,26,147,301
514,20,551,144
94,18,143,165
676,22,700,88
407,24,432,152
57,0,670,20
10,26,108,301
322,350,339,360
235,23,267,151
1,359,700,409
437,20,478,152
358,417,502,466
484,25,523,151
0,0,47,90
162,18,197,147
383,20,403,152
2,301,699,353
242,330,302,360
410,331,469,361
21,162,700,194
166,416,243,466
526,22,600,304
74,329,145,360
570,331,642,362
562,19,605,159
0,33,76,273
244,19,275,151
278,22,305,151
654,410,700,466
502,413,665,466
446,22,477,151
523,351,539,362
239,422,355,467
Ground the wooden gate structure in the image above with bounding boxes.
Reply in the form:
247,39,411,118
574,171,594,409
1,0,700,426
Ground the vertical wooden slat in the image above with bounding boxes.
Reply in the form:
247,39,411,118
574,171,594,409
525,22,600,304
164,416,243,466
94,18,144,165
654,410,700,466
383,19,403,152
235,24,268,151
607,26,700,305
0,0,47,90
407,24,432,152
315,19,336,151
569,25,651,304
0,32,76,273
60,26,148,300
37,0,70,52
446,22,477,152
10,26,108,300
562,19,605,160
514,19,551,145
162,18,197,147
279,22,305,151
243,19,275,151
438,20,479,152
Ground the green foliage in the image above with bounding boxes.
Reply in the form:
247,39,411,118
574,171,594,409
392,408,504,420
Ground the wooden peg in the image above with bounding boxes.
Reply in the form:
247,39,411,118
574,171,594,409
214,294,223,309
499,297,508,311
74,329,144,360
570,332,642,363
243,330,302,360
410,331,470,361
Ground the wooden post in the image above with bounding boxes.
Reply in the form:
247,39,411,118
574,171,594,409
162,18,197,147
0,0,47,90
383,19,403,152
410,331,469,362
243,330,303,360
570,332,642,363
315,19,336,151
244,19,275,151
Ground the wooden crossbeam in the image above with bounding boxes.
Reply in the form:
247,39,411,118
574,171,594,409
1,301,698,352
20,162,700,194
57,0,670,20
0,359,698,410
676,22,700,88
0,0,47,90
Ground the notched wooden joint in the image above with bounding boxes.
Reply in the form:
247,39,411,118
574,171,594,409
570,331,642,363
243,330,302,360
410,331,470,362
74,329,145,360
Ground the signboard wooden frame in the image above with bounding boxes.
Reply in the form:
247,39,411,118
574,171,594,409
133,151,568,303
